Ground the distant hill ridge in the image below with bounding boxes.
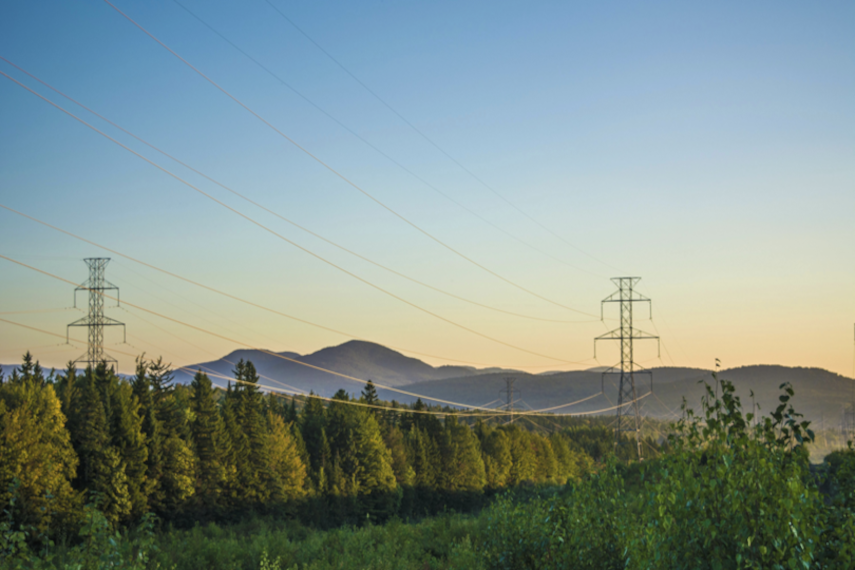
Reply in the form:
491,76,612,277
6,342,851,426
170,340,524,393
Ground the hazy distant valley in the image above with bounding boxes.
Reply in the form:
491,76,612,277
155,340,855,427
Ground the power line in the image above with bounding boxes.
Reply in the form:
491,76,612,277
531,390,603,413
0,202,587,370
122,305,310,396
0,57,595,327
262,0,624,275
170,1,604,280
0,263,650,418
0,253,539,410
102,0,599,318
0,307,76,315
0,73,592,366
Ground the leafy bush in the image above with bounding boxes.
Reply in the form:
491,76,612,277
477,375,855,570
625,378,826,569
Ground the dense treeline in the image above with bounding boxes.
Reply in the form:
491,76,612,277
0,352,624,542
3,355,854,569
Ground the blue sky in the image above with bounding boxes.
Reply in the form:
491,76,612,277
1,0,853,378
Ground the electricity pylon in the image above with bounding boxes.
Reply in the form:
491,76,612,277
501,377,518,424
67,258,125,369
594,277,659,460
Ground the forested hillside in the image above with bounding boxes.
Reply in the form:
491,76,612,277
2,351,854,570
0,351,632,541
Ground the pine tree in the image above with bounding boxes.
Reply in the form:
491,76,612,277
352,411,397,494
159,434,195,512
301,393,329,488
405,427,437,489
482,428,512,488
267,412,307,502
284,397,299,425
505,425,537,485
132,356,195,514
232,360,272,503
75,367,131,526
219,386,243,506
0,357,79,535
190,371,226,508
132,357,165,511
325,392,358,495
55,361,78,429
383,425,414,486
106,376,148,520
361,380,379,408
532,435,559,484
438,415,485,492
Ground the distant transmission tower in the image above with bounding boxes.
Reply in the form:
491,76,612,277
501,377,518,424
67,258,125,369
595,277,659,460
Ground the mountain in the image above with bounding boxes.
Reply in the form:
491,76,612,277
401,365,855,426
173,340,854,427
8,342,851,427
170,340,524,396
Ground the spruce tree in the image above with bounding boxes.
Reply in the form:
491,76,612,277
132,357,164,509
232,360,272,503
75,367,131,525
190,371,226,509
532,436,559,484
267,412,307,501
361,380,379,407
405,427,437,489
482,428,512,488
301,393,329,487
352,411,397,494
284,397,299,425
505,425,537,485
219,386,243,506
107,377,149,520
383,425,414,486
438,415,486,492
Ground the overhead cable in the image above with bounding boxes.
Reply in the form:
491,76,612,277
171,1,603,279
103,0,600,318
0,56,595,325
0,72,592,365
0,253,527,409
263,0,624,275
0,202,584,370
0,254,650,417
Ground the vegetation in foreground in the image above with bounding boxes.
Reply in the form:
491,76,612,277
1,352,855,569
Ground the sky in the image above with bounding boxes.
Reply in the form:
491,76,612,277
1,0,853,380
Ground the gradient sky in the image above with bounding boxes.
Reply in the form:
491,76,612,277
1,0,853,379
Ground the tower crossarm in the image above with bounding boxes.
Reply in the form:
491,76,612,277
594,276,659,461
66,258,125,368
594,327,660,358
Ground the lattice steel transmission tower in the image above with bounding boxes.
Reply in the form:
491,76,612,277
67,258,125,369
500,377,518,424
594,277,659,460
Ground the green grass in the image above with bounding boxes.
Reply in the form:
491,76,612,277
148,514,483,570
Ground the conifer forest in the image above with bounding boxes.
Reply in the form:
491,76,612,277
0,351,854,569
